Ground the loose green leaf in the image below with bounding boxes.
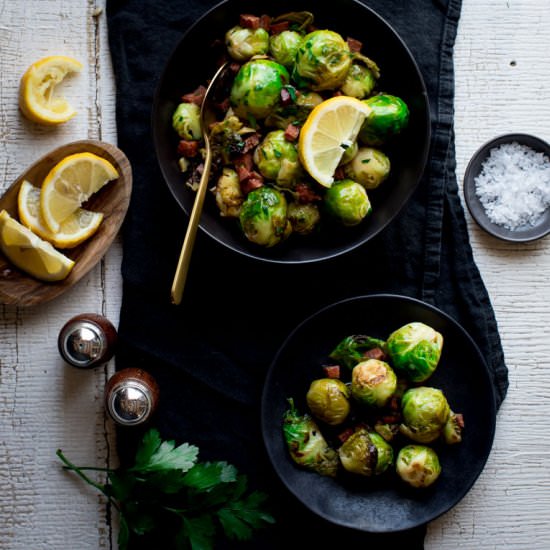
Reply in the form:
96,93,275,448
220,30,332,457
180,515,216,550
183,462,237,491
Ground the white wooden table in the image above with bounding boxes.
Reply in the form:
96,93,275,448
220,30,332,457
1,1,549,548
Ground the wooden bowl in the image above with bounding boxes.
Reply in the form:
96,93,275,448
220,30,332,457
0,139,132,306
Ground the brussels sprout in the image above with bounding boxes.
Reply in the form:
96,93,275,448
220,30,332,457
351,359,397,408
264,90,323,129
386,322,443,382
287,202,321,235
374,421,400,442
344,146,390,190
338,428,394,476
359,94,409,146
283,398,339,477
399,387,451,443
339,141,358,166
329,334,387,371
269,30,303,68
230,59,290,121
323,179,372,226
239,186,291,247
396,445,441,488
306,378,351,426
442,410,465,445
253,130,302,186
172,102,202,140
341,63,377,99
293,30,351,91
225,25,269,61
214,167,243,218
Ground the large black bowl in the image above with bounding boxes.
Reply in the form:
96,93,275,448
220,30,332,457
262,294,496,532
153,0,431,263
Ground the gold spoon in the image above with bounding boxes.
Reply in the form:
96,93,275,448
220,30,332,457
170,63,228,305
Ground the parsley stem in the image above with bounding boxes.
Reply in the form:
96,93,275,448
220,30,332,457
56,449,109,496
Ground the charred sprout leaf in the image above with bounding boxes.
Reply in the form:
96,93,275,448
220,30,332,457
329,334,387,370
57,429,274,550
396,445,441,488
283,398,339,477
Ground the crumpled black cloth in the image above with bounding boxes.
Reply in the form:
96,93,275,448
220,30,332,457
106,0,508,548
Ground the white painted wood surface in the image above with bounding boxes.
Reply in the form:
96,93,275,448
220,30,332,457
0,1,549,548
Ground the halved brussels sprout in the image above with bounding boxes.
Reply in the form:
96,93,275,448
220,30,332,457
306,378,351,426
359,94,409,146
239,186,291,247
338,428,394,476
225,25,270,61
341,63,377,99
329,334,387,371
172,102,202,140
283,398,339,477
344,146,390,190
323,179,372,226
269,30,303,68
293,30,351,91
442,410,465,444
386,322,443,382
351,359,397,408
230,59,290,121
399,387,451,443
253,130,302,187
214,167,243,218
396,445,441,488
287,202,321,235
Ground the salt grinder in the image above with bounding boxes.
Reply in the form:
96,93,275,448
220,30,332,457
58,313,118,369
104,368,159,426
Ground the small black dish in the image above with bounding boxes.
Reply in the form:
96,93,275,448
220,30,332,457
152,0,431,264
261,294,496,533
463,133,550,242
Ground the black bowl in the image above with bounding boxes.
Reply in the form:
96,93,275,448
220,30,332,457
153,0,431,263
261,294,496,533
463,133,550,242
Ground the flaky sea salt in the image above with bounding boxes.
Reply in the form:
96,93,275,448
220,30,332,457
474,142,550,230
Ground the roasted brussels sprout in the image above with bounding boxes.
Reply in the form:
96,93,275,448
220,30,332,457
283,399,339,477
293,30,352,91
230,59,290,121
329,334,387,371
386,322,443,382
396,445,441,488
323,179,372,226
214,167,243,218
442,410,465,445
338,428,393,476
253,130,302,186
351,359,397,408
359,94,409,146
269,30,303,68
225,25,270,61
239,186,291,247
306,378,351,426
400,387,451,443
344,146,390,190
287,202,321,235
341,63,377,99
172,102,202,140
264,90,323,129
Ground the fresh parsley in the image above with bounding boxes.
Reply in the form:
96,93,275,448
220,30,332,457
57,428,275,549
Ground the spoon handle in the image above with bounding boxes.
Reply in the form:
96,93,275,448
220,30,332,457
170,140,212,305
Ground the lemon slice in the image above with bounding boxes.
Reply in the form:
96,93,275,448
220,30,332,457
40,152,118,233
0,210,75,282
19,55,83,125
298,96,372,187
18,180,103,249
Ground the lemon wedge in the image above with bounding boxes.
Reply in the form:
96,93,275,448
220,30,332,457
298,96,372,187
0,210,75,282
40,152,118,233
19,55,83,125
18,180,103,249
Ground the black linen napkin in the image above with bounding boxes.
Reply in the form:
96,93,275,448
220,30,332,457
106,0,508,548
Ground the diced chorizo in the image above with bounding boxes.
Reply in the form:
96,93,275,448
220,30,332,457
270,21,290,34
241,171,264,194
280,87,293,106
363,347,388,361
177,140,200,158
334,166,346,180
242,132,261,154
240,14,260,29
181,85,207,106
323,365,341,379
259,14,272,30
284,123,300,142
347,36,363,53
295,182,321,203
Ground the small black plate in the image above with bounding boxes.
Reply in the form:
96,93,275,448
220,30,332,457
261,294,496,533
152,0,431,264
463,133,550,242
